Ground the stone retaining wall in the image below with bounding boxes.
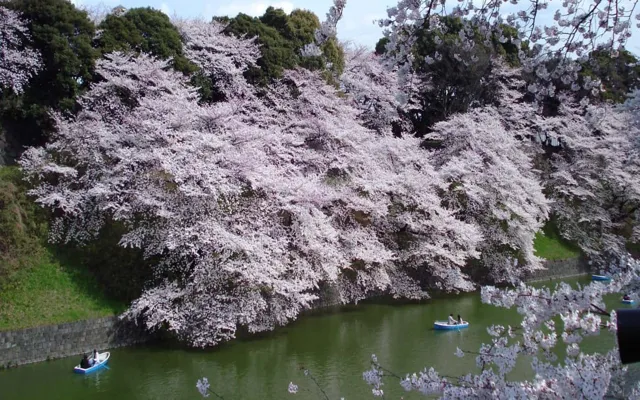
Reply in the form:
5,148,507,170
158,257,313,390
0,316,147,368
525,257,591,282
0,258,590,368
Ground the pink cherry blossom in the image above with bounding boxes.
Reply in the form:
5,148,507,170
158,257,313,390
0,5,41,94
379,0,639,107
20,36,483,347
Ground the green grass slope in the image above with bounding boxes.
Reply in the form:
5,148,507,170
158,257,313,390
0,167,125,331
0,164,585,331
533,220,582,260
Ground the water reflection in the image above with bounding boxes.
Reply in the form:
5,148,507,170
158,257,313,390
1,276,630,400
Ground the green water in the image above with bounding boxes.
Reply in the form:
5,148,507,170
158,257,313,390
0,276,635,399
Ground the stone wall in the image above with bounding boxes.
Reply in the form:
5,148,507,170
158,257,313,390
525,257,591,282
0,316,147,368
0,258,591,368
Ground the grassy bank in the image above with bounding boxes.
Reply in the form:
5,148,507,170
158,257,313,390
0,249,126,331
533,220,581,260
0,164,584,331
0,167,125,331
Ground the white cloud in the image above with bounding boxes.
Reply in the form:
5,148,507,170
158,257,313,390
212,1,295,18
69,0,122,8
160,2,171,15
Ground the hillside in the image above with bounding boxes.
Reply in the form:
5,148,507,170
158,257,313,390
0,164,578,332
0,167,125,331
1,0,638,347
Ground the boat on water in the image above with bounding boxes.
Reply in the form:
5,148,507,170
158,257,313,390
73,352,110,374
434,321,469,331
592,275,611,281
622,298,635,304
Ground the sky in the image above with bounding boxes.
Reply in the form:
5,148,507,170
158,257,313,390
73,0,389,48
71,0,640,54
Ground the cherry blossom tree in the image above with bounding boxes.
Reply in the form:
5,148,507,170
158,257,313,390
435,60,640,263
624,89,640,128
19,22,485,346
176,19,261,101
535,97,640,260
341,43,401,132
479,63,640,264
276,59,640,399
341,42,426,135
379,0,639,69
0,4,41,94
360,255,640,399
271,255,640,399
418,58,640,268
376,0,638,108
428,105,551,283
181,1,640,396
261,68,483,301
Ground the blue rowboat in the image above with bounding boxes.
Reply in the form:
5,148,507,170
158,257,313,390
73,352,110,374
434,321,469,331
622,299,635,304
592,275,611,281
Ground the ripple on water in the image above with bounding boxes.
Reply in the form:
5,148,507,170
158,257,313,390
2,276,628,399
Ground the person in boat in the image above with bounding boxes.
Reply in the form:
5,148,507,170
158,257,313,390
623,294,631,301
80,354,90,369
93,349,99,365
457,314,463,324
448,314,457,325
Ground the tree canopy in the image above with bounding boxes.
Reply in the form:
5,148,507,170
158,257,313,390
0,5,41,95
375,17,523,135
220,7,344,86
4,0,96,112
95,7,195,74
4,0,635,396
5,6,640,392
1,0,96,152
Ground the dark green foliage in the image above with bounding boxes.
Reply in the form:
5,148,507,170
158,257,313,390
260,6,290,35
223,12,298,85
287,9,320,48
322,37,345,77
490,25,522,68
62,222,155,303
0,107,56,154
581,49,640,104
375,18,525,135
4,0,96,111
1,0,97,149
96,7,196,74
191,71,226,104
220,7,344,86
375,37,390,55
405,18,505,135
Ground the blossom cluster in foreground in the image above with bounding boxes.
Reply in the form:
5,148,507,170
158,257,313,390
277,256,640,399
